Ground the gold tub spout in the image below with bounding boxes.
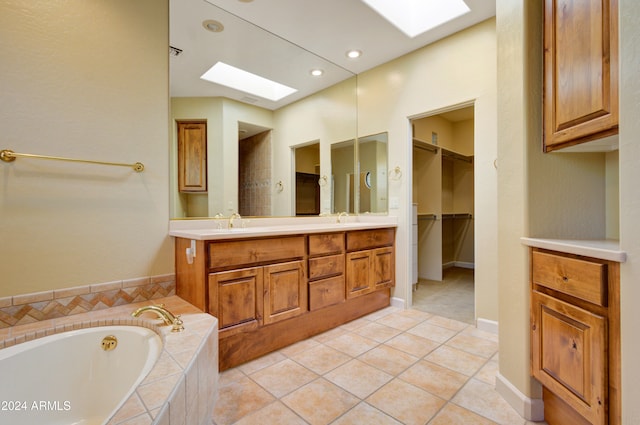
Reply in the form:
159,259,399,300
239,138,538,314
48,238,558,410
131,304,184,332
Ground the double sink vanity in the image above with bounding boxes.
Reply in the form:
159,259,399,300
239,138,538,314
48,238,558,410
169,216,397,370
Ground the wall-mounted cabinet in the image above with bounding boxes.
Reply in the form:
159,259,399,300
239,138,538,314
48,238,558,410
543,0,618,152
177,120,207,193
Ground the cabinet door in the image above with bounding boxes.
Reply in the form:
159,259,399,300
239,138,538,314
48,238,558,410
345,251,373,299
371,246,395,290
543,0,618,151
531,291,607,425
177,120,207,192
263,261,307,324
209,267,263,337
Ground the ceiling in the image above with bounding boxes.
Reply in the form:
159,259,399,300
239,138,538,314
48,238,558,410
170,0,495,110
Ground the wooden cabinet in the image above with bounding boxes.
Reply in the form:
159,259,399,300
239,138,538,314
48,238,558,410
308,233,345,311
543,0,618,151
177,120,207,192
176,227,395,370
530,248,620,425
346,229,395,299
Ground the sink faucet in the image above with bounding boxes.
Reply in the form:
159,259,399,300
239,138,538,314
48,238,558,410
229,212,242,228
337,212,348,223
131,304,184,332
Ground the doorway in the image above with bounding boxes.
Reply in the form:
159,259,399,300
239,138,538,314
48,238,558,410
294,142,321,216
238,121,272,216
410,105,475,323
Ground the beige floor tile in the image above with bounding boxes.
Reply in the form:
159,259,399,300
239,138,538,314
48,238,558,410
358,344,419,376
233,401,308,425
217,368,245,386
452,378,526,425
324,332,379,357
395,308,433,321
384,332,441,358
325,359,393,398
332,402,402,425
364,306,400,321
279,337,322,357
250,358,318,398
446,332,498,359
374,312,422,331
313,326,347,344
339,317,371,332
429,402,498,424
282,378,359,425
427,315,469,332
238,351,288,375
399,360,468,400
474,359,499,386
289,344,351,375
212,375,275,425
353,321,403,343
406,321,458,344
425,345,488,376
366,378,446,425
460,325,499,343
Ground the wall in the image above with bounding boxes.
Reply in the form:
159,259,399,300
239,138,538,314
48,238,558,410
0,0,171,297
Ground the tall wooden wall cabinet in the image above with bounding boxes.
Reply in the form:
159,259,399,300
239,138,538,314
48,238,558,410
543,0,618,152
177,120,207,192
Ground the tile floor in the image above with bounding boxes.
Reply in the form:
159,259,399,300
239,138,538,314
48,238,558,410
211,305,547,425
412,267,475,324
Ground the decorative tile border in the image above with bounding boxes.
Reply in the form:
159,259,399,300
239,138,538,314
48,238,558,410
0,274,175,329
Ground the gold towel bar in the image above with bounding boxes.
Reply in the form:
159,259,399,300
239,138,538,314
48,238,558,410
0,149,144,172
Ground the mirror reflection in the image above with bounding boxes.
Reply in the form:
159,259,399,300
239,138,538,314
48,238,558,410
358,132,388,214
331,139,356,214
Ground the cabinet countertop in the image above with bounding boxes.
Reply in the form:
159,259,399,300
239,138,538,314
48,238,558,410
521,237,626,262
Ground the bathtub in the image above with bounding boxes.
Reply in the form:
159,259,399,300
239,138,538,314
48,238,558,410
0,325,162,425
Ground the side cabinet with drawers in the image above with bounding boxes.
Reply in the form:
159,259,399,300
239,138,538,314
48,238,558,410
529,248,620,425
175,227,396,370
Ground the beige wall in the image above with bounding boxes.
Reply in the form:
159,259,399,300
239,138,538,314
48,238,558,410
0,0,171,297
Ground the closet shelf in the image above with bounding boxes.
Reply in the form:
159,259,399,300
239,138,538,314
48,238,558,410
412,138,438,153
442,213,473,219
417,213,437,221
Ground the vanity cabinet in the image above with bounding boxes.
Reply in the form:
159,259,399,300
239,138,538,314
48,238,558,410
346,229,395,299
177,120,208,192
530,248,620,425
175,226,395,370
543,0,618,151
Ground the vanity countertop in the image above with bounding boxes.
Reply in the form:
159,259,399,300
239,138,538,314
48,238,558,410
169,217,398,240
521,237,627,263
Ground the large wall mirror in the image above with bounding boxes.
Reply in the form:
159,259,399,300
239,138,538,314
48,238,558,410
169,0,360,218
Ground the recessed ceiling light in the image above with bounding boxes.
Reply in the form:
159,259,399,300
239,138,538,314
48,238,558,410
346,50,362,59
361,0,471,38
202,19,224,33
200,62,298,102
310,69,324,77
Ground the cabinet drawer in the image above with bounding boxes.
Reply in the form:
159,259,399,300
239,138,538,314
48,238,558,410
346,228,395,251
309,276,345,311
209,236,305,270
309,254,344,281
532,251,606,306
309,233,344,256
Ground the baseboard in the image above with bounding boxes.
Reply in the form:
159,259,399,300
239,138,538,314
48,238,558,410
495,373,544,421
454,261,475,269
476,318,498,334
390,296,405,309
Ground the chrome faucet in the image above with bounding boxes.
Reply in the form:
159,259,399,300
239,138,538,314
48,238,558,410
131,304,184,332
229,212,242,229
337,212,348,223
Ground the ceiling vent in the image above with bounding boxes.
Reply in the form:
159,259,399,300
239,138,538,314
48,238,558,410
169,46,183,57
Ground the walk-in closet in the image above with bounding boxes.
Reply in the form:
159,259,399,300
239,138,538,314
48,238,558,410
411,106,475,323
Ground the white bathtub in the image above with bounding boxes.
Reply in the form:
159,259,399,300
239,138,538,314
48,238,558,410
0,325,162,425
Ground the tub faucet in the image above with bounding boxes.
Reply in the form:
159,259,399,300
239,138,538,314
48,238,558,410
337,212,348,223
229,212,242,228
131,304,184,332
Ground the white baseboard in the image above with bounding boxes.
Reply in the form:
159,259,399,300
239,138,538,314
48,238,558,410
454,261,475,269
390,296,405,309
476,318,498,334
495,373,544,421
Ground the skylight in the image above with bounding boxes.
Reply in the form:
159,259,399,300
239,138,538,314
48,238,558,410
200,62,297,102
360,0,471,38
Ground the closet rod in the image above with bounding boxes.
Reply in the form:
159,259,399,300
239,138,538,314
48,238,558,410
412,139,438,154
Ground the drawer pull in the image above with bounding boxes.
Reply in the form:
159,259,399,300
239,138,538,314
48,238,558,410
562,276,569,283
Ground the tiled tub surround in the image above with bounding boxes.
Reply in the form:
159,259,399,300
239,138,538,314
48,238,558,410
0,296,218,425
0,273,176,328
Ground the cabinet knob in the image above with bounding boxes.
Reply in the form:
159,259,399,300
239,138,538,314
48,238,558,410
562,276,569,283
